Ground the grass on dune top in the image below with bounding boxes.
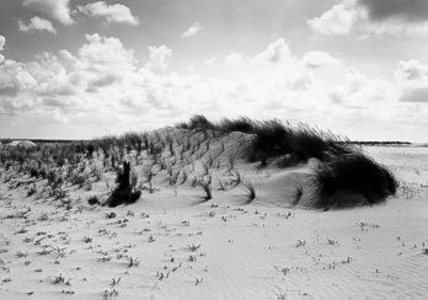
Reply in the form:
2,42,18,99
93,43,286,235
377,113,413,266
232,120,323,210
0,115,398,209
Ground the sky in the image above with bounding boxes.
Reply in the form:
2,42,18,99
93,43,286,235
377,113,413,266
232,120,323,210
0,0,428,141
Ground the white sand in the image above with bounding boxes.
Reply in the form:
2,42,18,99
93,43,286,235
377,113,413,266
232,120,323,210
0,141,427,299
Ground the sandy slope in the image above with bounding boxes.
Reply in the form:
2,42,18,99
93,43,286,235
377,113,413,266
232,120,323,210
0,145,427,300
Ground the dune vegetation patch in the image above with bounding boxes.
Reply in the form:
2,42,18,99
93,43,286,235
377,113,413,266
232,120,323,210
0,115,398,209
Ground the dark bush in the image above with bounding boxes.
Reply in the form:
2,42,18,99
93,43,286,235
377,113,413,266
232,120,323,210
105,161,141,207
246,119,349,167
218,117,255,134
247,119,294,166
291,124,347,161
175,122,189,129
30,167,39,178
314,152,398,209
187,115,216,131
87,195,100,206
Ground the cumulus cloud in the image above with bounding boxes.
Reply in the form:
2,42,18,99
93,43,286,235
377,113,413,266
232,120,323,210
224,52,245,66
182,22,203,38
145,45,172,72
1,35,423,140
396,59,428,83
308,1,428,36
23,0,73,25
302,51,341,69
206,52,246,67
251,38,293,64
329,68,394,108
307,4,357,35
78,1,139,25
19,17,57,34
0,60,38,97
395,59,428,102
358,0,428,22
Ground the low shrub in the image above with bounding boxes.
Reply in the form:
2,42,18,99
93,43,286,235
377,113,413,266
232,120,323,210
314,151,398,209
87,195,100,206
187,115,216,131
217,117,255,134
105,162,141,207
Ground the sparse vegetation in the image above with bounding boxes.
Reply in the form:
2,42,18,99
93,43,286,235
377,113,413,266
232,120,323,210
242,180,257,204
105,161,141,207
315,152,398,208
0,114,398,213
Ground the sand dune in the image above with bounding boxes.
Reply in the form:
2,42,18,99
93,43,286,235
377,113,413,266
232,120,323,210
0,126,427,299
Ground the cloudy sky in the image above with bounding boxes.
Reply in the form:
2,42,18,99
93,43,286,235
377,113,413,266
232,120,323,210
0,0,428,141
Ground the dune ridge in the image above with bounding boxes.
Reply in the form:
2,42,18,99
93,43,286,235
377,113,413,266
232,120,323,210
0,117,426,299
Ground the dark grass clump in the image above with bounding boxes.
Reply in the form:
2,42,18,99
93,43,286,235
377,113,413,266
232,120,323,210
246,119,350,167
291,124,350,161
187,115,217,131
105,161,141,207
87,195,100,206
217,117,255,134
242,180,257,204
247,119,295,166
314,152,398,209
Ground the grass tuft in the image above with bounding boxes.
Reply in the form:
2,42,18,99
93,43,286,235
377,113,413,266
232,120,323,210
314,151,398,208
105,161,141,207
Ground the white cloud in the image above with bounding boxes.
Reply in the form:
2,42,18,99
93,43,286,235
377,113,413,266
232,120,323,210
224,53,245,66
307,4,357,35
145,45,172,72
206,52,246,67
395,60,428,84
302,51,340,69
251,38,293,65
0,60,38,97
23,0,73,25
395,60,428,102
1,35,425,140
19,17,57,34
0,35,5,51
182,22,203,38
329,68,394,107
308,1,428,36
78,1,139,25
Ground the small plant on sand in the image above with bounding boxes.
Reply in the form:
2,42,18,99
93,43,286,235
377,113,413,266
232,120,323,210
105,161,141,207
15,251,28,258
27,184,37,197
106,212,117,219
197,177,212,202
110,277,121,288
296,240,306,248
148,234,156,243
242,180,257,204
104,289,119,298
38,213,49,221
127,257,140,267
88,195,100,206
83,236,93,243
180,169,189,185
143,167,155,193
51,274,71,285
187,244,201,252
